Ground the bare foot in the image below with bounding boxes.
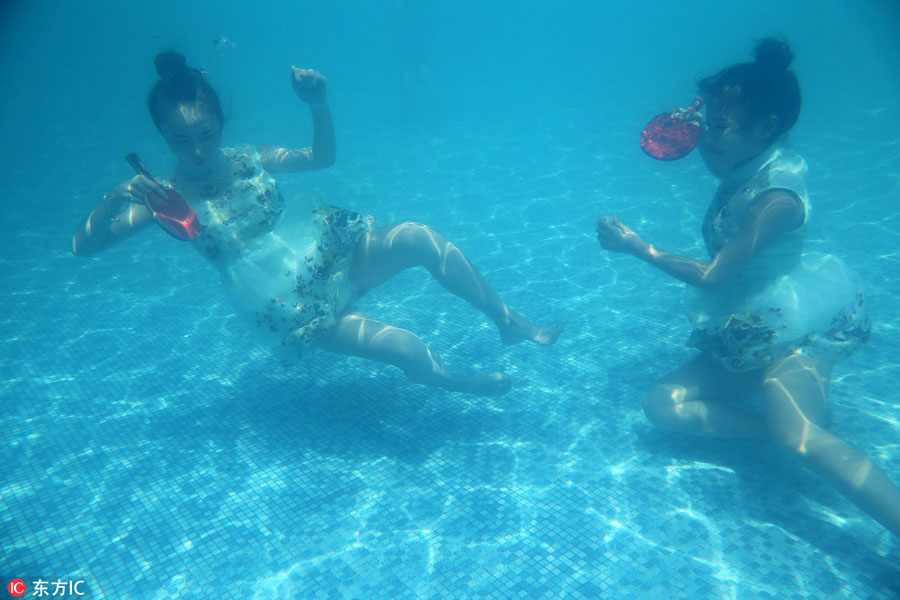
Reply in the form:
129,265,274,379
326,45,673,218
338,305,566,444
498,310,564,346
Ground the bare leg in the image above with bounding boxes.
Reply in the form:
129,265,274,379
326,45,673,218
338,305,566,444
643,353,768,439
763,353,900,536
349,222,563,346
315,312,513,396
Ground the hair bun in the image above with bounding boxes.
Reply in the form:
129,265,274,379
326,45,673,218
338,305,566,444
154,51,190,80
753,38,793,72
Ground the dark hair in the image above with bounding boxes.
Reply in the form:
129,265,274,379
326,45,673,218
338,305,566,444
147,51,224,131
698,38,801,139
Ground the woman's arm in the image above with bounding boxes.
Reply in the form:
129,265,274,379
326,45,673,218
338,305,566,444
71,176,159,257
596,189,805,289
258,67,335,173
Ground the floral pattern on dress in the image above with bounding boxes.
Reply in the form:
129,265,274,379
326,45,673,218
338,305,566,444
183,146,375,354
252,205,375,350
688,294,870,371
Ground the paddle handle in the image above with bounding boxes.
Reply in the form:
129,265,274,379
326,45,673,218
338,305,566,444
123,152,204,241
124,152,164,217
125,153,155,180
686,96,705,113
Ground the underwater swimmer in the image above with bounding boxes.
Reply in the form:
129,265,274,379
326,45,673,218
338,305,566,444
596,38,900,538
73,51,562,396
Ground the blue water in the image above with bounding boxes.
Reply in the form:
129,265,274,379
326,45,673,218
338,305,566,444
2,1,899,598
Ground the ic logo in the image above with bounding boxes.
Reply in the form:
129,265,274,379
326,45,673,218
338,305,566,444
7,579,26,597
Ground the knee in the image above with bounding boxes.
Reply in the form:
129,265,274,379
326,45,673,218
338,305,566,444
391,222,450,248
389,221,434,243
642,384,686,430
397,221,428,229
371,326,438,380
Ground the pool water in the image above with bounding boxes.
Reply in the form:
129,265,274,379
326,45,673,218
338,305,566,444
2,1,899,598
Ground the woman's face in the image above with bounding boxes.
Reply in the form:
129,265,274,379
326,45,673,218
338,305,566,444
697,91,772,178
159,102,223,176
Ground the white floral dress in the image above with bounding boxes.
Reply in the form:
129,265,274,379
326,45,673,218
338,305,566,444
170,145,375,358
685,145,870,371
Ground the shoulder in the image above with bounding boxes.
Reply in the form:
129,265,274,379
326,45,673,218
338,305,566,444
766,148,808,197
769,146,806,176
759,147,809,224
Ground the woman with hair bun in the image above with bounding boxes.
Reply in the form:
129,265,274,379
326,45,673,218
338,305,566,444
73,52,561,396
596,39,900,536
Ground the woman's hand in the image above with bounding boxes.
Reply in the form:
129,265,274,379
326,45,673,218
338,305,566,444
107,175,169,214
291,67,328,108
595,215,647,255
